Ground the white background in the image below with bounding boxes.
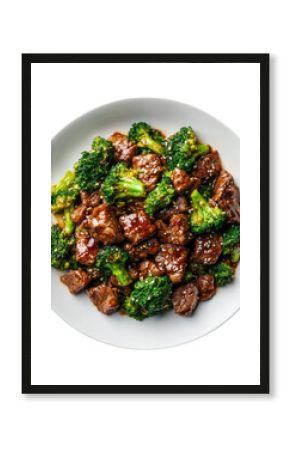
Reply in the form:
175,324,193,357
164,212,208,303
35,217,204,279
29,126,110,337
0,1,287,450
32,62,258,385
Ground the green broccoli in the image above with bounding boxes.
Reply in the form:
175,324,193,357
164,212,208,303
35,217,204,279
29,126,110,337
222,225,240,262
184,270,194,282
51,224,77,270
144,172,175,217
63,205,75,237
123,275,173,320
209,262,234,287
166,126,209,172
51,170,79,213
75,136,113,192
231,247,240,263
190,262,207,276
95,246,132,286
190,189,225,233
199,181,213,200
101,162,146,206
128,122,165,155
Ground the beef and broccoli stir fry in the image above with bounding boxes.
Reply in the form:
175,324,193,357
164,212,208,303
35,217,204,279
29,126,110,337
51,122,240,320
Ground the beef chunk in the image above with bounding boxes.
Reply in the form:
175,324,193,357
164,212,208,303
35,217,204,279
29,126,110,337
89,191,101,207
87,285,119,315
110,132,138,164
196,274,216,301
71,204,87,224
172,282,199,316
156,214,192,245
124,238,160,261
80,190,101,208
85,267,102,280
170,168,192,193
132,153,163,191
193,233,223,265
60,269,91,294
119,210,156,245
138,259,165,279
72,191,101,223
193,150,222,181
155,244,189,283
75,230,99,266
212,170,240,224
128,264,140,281
85,204,124,245
158,196,190,221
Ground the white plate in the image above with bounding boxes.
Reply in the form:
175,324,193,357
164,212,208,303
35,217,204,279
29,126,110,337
51,98,240,349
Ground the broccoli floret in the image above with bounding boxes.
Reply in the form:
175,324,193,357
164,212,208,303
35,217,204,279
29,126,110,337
101,162,146,206
190,262,208,276
166,126,209,172
184,270,194,282
209,262,233,287
51,170,79,213
190,189,225,233
51,224,77,270
222,225,240,260
199,181,213,200
95,246,132,286
75,136,113,191
128,122,165,156
231,247,240,263
123,275,173,320
144,172,175,217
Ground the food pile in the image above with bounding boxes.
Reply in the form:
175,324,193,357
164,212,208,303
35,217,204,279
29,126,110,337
51,122,240,320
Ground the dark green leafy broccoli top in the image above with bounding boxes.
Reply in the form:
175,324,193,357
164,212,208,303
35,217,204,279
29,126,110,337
51,122,240,320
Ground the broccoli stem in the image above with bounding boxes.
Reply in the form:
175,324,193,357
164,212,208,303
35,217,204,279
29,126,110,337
144,137,164,155
117,178,146,198
196,144,209,157
63,206,75,236
110,264,132,286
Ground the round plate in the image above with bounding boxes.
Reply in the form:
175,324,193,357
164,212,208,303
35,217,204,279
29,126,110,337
51,98,240,349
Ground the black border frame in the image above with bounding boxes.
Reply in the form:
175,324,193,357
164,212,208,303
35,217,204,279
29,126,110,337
22,53,269,394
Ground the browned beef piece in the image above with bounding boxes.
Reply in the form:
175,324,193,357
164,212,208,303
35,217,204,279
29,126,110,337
112,200,145,218
132,153,163,191
156,214,192,245
138,259,165,279
128,264,140,281
108,275,120,287
124,238,160,261
126,200,145,212
212,170,240,224
89,191,101,207
155,244,189,283
75,230,99,266
72,191,101,223
172,282,199,316
71,204,87,224
87,285,119,315
80,190,101,208
170,168,192,193
119,210,156,245
193,150,222,181
109,132,138,164
196,275,216,301
193,233,222,265
158,196,190,221
84,204,124,245
60,269,91,294
85,267,102,280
